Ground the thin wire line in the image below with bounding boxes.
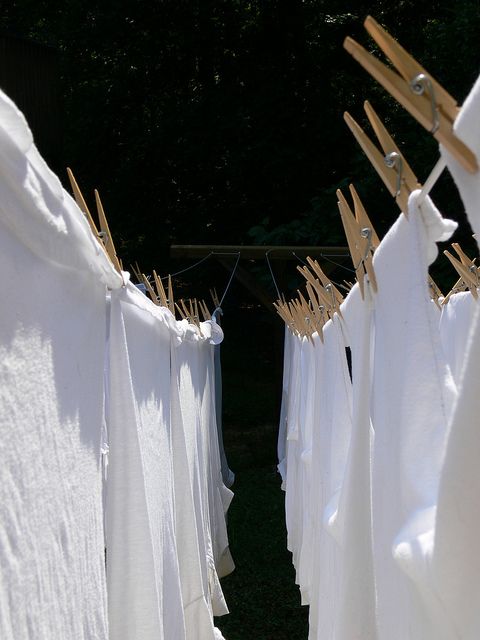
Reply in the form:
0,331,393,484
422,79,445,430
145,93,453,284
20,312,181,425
291,251,353,294
291,251,308,266
217,252,241,308
319,253,356,274
160,252,213,280
265,249,282,299
160,251,241,280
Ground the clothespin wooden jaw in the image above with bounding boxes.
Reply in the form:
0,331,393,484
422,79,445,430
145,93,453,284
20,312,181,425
142,274,159,305
66,169,124,277
443,244,478,300
67,168,100,237
428,275,444,309
273,299,296,334
297,264,333,316
130,262,143,283
344,15,478,174
337,187,378,299
210,288,220,310
167,275,175,315
297,290,318,344
94,189,123,274
344,102,419,215
199,300,211,321
175,301,188,320
305,256,344,317
304,281,325,343
152,270,168,307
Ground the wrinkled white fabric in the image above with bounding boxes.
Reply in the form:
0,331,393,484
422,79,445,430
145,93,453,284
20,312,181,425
308,317,352,640
329,282,377,640
106,282,185,640
0,87,118,639
396,74,480,639
172,330,229,618
170,337,221,640
295,335,318,603
371,192,457,640
439,291,478,385
198,338,235,578
277,327,292,485
284,335,304,559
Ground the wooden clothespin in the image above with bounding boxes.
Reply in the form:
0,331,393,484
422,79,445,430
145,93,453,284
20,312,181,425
337,186,378,299
344,16,478,174
167,275,175,315
291,298,310,339
305,281,325,343
175,301,188,320
210,288,220,310
428,275,444,309
199,299,211,321
67,168,123,276
141,273,159,305
274,298,296,334
66,168,100,237
94,189,122,274
443,244,478,299
297,264,335,318
305,256,344,315
344,101,419,215
179,299,191,321
152,270,168,307
297,290,317,344
349,184,381,248
129,262,142,283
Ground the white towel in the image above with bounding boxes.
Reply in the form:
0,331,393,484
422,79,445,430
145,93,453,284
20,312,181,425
106,282,186,640
371,192,457,640
0,87,120,639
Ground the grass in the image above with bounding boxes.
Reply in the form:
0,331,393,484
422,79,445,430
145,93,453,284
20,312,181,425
214,424,309,640
212,304,309,639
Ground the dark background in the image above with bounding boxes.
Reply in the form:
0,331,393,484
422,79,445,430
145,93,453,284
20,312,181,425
1,3,479,637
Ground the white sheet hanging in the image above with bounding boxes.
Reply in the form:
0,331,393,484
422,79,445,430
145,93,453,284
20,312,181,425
106,281,186,640
394,73,480,640
371,192,457,640
172,324,230,618
0,87,121,640
307,317,352,640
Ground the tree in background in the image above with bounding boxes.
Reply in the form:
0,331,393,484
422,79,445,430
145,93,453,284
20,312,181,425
0,0,479,291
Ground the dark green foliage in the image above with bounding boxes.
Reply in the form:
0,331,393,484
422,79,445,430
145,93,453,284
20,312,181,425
1,0,479,290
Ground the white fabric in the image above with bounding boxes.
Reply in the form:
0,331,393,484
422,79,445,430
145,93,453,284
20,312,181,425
328,281,377,640
441,73,480,239
439,291,478,384
371,192,457,640
295,335,318,602
170,338,220,640
284,334,304,559
106,282,185,640
395,74,480,639
0,87,118,639
277,327,292,485
172,330,229,618
308,317,352,640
